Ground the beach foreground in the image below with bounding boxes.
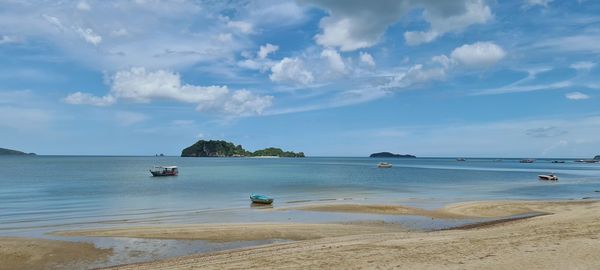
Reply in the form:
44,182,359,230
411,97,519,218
4,200,600,269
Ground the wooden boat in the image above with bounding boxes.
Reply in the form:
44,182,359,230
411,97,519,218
150,166,178,176
538,174,558,181
250,194,273,204
520,159,535,163
377,162,392,168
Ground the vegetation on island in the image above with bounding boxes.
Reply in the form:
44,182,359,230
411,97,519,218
369,152,416,158
0,147,36,155
181,140,304,157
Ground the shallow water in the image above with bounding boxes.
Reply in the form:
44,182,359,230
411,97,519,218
1,156,599,267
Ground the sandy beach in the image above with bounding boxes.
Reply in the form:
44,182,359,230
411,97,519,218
13,200,587,269
0,237,111,270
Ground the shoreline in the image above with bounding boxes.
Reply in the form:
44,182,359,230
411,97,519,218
3,199,599,269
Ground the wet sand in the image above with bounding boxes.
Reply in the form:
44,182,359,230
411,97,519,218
54,223,405,242
98,200,600,270
0,237,111,270
6,200,600,269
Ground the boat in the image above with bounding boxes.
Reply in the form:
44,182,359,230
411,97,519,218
456,158,466,161
551,160,565,163
149,166,178,176
520,159,535,163
538,174,558,181
250,194,273,204
377,162,393,168
575,159,600,163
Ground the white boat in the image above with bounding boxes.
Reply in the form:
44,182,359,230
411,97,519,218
150,166,178,176
377,162,392,168
538,174,558,181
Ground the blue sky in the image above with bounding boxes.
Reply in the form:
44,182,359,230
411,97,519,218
1,0,599,157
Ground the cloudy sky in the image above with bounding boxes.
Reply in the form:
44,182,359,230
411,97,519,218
1,0,599,157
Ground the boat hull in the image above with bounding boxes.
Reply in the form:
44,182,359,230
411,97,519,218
250,195,273,204
150,171,178,176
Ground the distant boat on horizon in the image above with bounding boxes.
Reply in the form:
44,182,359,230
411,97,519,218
150,166,178,176
456,158,466,161
377,162,393,168
520,159,535,163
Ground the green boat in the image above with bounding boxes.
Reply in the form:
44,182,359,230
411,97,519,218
250,194,273,204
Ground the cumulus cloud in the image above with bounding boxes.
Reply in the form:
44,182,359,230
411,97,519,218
320,49,346,74
565,92,590,100
450,42,506,68
257,43,279,59
405,0,492,46
359,52,376,68
76,27,102,46
270,57,314,85
570,61,595,71
65,68,273,116
307,0,492,50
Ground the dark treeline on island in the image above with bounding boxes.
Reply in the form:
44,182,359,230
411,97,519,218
370,152,416,158
0,147,36,156
181,140,305,158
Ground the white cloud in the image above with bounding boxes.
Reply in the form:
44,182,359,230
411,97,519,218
65,68,273,116
76,27,102,46
385,64,447,89
227,20,253,34
359,52,376,68
308,0,493,50
570,61,596,71
523,0,553,8
257,43,279,59
405,0,492,46
450,42,506,68
216,33,232,43
63,92,116,106
565,92,590,100
320,49,346,74
77,1,91,11
473,81,573,96
270,57,315,85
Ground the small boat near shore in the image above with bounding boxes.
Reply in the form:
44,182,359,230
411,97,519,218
150,166,178,176
377,162,392,168
538,174,558,181
250,194,274,204
520,159,535,163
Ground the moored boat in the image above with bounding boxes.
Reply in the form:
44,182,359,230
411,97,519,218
377,162,392,168
538,174,558,181
150,166,178,176
250,194,273,204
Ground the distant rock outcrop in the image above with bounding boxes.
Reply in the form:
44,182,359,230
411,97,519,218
0,147,36,155
181,140,304,157
369,152,416,158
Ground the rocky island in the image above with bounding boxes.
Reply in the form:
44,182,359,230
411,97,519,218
0,147,36,155
181,140,304,158
369,152,416,158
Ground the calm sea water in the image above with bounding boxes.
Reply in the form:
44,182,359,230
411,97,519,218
1,156,599,236
2,156,599,267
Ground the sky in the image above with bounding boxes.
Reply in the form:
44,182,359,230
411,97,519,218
1,0,599,157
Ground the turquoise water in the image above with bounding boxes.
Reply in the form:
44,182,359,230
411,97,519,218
1,156,599,236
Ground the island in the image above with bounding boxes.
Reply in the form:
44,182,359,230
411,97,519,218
369,152,416,158
0,147,36,156
181,140,304,158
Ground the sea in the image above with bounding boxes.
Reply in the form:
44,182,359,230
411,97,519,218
1,156,599,267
